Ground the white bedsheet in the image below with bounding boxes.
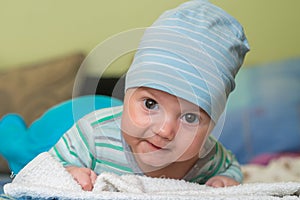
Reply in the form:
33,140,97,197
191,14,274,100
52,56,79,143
4,152,300,200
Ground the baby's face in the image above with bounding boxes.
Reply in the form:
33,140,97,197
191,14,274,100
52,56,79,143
121,87,213,171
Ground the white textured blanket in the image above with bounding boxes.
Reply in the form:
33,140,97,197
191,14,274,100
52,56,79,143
4,152,300,200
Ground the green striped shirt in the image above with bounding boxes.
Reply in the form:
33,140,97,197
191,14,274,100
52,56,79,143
49,106,243,183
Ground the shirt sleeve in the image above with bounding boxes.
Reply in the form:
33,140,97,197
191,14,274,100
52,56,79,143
48,117,96,170
209,138,243,183
185,136,243,184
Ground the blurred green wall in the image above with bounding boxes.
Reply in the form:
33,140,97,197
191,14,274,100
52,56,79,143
1,0,300,75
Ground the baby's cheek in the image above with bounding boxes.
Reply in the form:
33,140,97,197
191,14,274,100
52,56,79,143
126,104,151,127
130,113,152,129
122,112,151,139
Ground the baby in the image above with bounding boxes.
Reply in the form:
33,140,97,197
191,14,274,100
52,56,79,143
49,0,249,191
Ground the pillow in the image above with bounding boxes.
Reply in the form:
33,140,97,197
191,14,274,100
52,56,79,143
0,53,85,125
0,53,85,173
217,57,300,164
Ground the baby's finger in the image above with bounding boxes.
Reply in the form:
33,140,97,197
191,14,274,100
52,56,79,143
206,178,224,188
90,170,98,185
80,179,93,191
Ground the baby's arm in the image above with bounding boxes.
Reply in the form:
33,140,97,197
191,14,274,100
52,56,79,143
49,118,97,190
204,139,243,187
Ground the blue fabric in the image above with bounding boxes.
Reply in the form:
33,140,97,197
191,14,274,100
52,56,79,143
218,58,300,164
0,194,15,199
0,95,123,174
0,179,11,195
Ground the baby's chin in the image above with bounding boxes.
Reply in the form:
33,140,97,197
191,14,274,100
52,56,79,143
135,151,180,168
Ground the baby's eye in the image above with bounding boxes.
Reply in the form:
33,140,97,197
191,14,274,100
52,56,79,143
182,113,199,124
144,98,159,110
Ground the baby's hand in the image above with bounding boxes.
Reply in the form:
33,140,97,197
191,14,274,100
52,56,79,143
66,166,97,191
205,175,239,188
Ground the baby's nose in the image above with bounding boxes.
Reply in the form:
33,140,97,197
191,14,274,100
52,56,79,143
153,118,177,140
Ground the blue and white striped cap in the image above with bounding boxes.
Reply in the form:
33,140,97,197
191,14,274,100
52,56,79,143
125,0,250,123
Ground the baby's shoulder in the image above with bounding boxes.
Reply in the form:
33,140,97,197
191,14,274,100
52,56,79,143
80,105,123,124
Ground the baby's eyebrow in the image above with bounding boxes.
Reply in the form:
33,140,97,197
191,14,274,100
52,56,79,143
180,106,201,113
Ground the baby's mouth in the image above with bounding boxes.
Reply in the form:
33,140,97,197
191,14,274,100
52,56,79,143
149,142,162,150
145,140,169,151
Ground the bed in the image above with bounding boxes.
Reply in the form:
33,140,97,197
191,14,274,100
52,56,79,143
0,56,299,199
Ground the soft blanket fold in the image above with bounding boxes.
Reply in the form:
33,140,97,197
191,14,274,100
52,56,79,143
4,152,300,200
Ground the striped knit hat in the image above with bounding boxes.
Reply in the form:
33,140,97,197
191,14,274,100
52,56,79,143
125,0,250,123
